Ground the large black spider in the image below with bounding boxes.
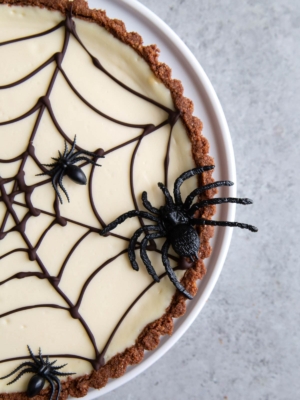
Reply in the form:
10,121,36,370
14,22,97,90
0,346,75,400
100,166,258,299
37,136,104,204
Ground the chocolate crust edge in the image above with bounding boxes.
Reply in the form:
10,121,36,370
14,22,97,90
0,0,216,399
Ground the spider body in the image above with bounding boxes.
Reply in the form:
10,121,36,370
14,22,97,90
37,135,104,203
27,374,46,397
100,166,258,299
167,223,200,259
0,346,74,400
64,164,87,185
157,204,200,260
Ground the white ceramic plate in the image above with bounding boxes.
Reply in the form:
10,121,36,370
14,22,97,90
81,0,236,397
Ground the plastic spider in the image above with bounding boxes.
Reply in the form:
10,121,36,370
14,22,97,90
0,346,74,400
37,135,103,204
100,166,258,299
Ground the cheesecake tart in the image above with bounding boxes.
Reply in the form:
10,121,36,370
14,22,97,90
0,0,217,398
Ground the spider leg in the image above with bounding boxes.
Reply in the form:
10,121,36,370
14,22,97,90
128,226,161,271
184,181,234,209
51,371,75,377
189,197,254,215
173,166,215,205
45,376,56,400
157,183,174,206
142,192,159,214
0,362,36,379
36,165,60,177
69,149,103,160
58,151,63,158
191,218,258,232
67,135,77,157
58,171,70,203
42,163,59,168
100,211,160,235
49,374,62,400
39,347,43,363
50,360,57,366
68,150,84,161
51,157,59,162
27,345,41,366
52,170,64,204
36,171,51,177
63,141,68,158
140,232,164,282
51,363,67,371
70,156,101,166
7,368,36,385
162,240,193,299
82,149,103,157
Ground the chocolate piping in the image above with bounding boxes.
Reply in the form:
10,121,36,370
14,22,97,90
0,268,180,372
0,304,69,319
0,9,186,370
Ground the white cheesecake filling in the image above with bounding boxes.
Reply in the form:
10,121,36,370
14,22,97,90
0,5,196,392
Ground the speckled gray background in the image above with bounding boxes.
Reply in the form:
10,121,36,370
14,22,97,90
98,0,300,399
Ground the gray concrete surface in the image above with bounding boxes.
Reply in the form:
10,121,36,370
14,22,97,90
98,1,300,399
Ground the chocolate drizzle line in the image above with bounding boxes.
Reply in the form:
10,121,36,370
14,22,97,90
0,8,186,371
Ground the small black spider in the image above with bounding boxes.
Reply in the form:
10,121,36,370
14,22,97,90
37,136,104,204
100,166,258,299
0,346,75,400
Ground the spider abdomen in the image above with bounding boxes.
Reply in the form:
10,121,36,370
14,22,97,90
66,165,87,185
26,375,45,398
168,224,200,261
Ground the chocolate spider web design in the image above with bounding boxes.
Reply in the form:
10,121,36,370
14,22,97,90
0,9,188,371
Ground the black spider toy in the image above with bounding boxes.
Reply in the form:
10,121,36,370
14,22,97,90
100,166,258,299
37,135,103,204
0,346,74,400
